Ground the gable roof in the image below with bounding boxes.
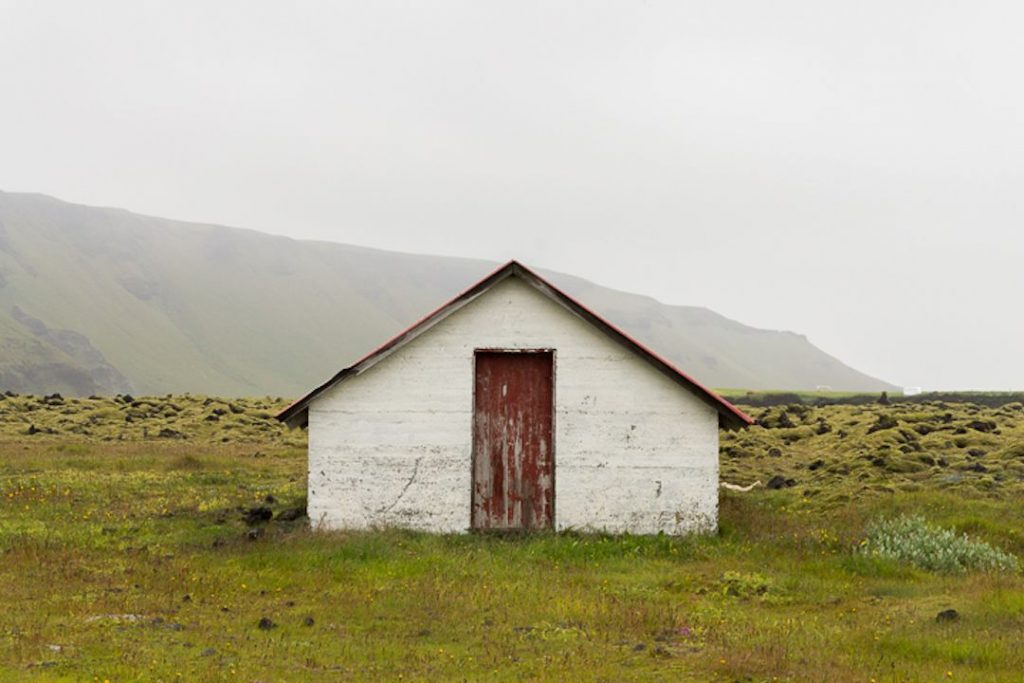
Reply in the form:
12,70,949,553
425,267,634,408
277,260,753,430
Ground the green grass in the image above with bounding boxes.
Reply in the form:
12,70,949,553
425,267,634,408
2,398,1024,680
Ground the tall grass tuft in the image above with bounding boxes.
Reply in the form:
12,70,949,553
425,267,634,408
861,514,1020,574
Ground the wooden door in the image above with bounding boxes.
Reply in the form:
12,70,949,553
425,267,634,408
472,351,554,531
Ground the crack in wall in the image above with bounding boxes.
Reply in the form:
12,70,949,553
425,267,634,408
377,457,423,514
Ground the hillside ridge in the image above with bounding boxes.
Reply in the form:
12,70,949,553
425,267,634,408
0,189,895,395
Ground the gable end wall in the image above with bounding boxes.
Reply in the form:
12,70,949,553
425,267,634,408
307,277,719,534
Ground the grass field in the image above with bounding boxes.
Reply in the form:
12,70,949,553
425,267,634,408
2,394,1024,681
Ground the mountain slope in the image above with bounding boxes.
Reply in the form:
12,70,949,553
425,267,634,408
0,191,894,396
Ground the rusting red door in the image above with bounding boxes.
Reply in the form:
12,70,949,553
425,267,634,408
472,351,554,531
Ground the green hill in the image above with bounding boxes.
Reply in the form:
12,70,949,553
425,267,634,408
0,190,895,396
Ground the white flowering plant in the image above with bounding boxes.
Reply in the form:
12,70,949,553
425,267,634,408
860,514,1019,574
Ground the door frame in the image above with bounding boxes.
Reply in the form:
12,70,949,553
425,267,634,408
470,348,557,532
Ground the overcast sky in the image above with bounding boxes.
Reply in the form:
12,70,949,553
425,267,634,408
1,1,1022,390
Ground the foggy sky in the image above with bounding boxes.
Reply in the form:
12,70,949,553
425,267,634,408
1,1,1022,390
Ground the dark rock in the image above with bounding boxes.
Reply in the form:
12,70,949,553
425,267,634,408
966,420,997,433
768,447,782,458
897,429,919,443
26,424,56,436
246,528,265,541
244,506,273,525
632,643,647,652
964,462,988,473
967,449,986,458
808,459,825,471
786,404,809,417
157,428,186,440
229,403,245,414
936,609,959,622
264,494,276,504
766,475,794,490
182,594,192,603
867,414,899,434
303,616,315,627
258,617,276,630
276,507,307,522
877,391,890,405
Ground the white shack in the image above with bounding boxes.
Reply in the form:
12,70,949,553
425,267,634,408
279,261,752,535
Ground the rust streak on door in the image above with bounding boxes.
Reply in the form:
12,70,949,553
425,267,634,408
472,351,554,531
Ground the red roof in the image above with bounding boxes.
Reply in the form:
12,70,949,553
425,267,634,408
277,260,753,429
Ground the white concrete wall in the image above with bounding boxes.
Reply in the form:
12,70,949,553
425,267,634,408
307,276,719,535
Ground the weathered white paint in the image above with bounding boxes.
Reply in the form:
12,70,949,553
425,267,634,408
307,276,719,535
